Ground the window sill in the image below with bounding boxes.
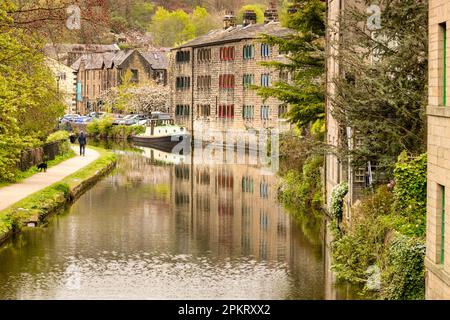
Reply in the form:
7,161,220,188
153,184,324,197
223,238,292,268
427,105,450,118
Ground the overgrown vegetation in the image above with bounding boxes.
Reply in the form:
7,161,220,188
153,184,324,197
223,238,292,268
331,0,428,172
331,153,427,299
87,117,145,140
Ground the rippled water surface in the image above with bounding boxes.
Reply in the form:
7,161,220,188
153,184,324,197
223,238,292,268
0,146,356,300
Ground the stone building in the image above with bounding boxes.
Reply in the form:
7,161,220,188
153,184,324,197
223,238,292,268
426,0,450,300
44,43,120,67
71,49,168,114
45,58,77,114
168,6,293,138
325,0,367,219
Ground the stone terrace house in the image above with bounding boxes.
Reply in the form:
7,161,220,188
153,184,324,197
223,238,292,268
168,8,294,137
426,0,450,300
44,43,121,67
325,0,371,220
71,50,168,114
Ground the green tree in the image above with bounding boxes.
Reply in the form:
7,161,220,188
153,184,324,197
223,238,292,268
254,0,326,129
110,0,155,32
331,0,428,172
0,1,65,181
191,6,220,37
148,7,196,47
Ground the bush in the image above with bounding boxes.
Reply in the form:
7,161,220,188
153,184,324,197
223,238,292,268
87,116,144,140
46,130,70,155
278,155,324,211
392,152,427,236
381,235,425,300
330,182,348,221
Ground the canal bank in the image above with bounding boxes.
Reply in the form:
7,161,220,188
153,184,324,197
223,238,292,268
0,144,360,299
0,146,117,247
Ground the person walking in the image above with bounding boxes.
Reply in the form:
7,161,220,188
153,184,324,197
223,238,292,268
78,131,87,156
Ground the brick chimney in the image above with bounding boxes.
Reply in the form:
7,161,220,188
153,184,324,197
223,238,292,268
223,10,236,29
243,10,257,26
264,0,279,23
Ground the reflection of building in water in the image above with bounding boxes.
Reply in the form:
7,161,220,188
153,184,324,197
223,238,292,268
169,148,291,262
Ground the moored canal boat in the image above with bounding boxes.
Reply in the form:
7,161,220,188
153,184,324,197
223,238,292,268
132,118,190,153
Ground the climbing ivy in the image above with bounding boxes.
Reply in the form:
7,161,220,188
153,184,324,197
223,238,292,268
381,235,426,300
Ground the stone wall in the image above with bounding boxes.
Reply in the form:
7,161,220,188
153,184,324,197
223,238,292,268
426,0,450,300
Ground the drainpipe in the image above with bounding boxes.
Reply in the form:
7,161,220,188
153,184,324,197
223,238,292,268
191,47,195,147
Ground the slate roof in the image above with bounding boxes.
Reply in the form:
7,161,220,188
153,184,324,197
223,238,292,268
71,50,169,71
173,22,294,50
140,51,168,70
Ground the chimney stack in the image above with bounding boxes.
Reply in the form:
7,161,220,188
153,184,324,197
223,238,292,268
243,10,257,26
288,4,300,15
223,10,236,29
264,0,279,23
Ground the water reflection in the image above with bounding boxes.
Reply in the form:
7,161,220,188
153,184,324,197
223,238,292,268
0,145,357,300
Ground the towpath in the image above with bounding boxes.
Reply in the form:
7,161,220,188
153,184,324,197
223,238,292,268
0,146,99,211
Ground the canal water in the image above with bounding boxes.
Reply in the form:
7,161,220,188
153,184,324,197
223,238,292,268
0,145,358,300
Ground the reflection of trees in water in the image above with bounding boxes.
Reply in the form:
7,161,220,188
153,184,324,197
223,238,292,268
285,205,324,249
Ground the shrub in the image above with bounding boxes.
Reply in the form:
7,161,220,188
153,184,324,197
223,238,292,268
278,155,324,211
46,130,70,155
381,235,425,300
330,182,348,221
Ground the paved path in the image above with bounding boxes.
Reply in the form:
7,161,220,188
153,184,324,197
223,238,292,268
0,146,99,211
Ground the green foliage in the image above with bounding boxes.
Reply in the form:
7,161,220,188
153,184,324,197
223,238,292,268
381,235,425,300
87,117,144,140
0,146,116,239
330,183,348,221
331,0,428,171
237,4,265,24
278,154,323,211
109,0,155,32
46,130,70,155
331,152,427,298
0,1,65,181
332,187,393,284
255,0,325,129
148,6,218,47
393,152,427,217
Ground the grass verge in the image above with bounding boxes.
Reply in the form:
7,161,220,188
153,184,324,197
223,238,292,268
0,146,117,244
0,150,77,189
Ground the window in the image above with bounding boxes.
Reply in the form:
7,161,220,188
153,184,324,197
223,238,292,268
220,46,235,61
175,104,190,116
218,104,234,118
441,184,446,264
242,105,254,120
176,76,191,91
260,105,270,120
131,69,139,83
243,74,255,89
278,104,288,118
260,182,269,198
197,104,210,117
176,50,190,63
219,74,235,89
242,177,254,193
243,44,255,60
261,73,270,87
355,167,366,183
440,23,447,106
261,43,271,58
198,48,211,63
197,75,211,90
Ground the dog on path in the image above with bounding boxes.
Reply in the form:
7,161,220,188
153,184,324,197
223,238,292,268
37,162,48,172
